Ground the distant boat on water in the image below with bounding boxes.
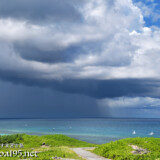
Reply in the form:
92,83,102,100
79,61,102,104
149,132,154,136
132,130,136,135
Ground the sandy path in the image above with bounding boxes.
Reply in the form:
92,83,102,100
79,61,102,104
72,147,111,160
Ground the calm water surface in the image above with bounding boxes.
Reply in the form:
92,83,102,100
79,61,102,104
0,118,159,144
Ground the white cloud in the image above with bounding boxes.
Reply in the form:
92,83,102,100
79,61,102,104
98,97,160,108
0,0,159,82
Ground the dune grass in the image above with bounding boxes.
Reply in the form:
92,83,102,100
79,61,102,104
0,134,94,159
0,134,95,147
93,137,160,160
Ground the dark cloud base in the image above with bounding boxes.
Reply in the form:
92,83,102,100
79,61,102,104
0,68,160,99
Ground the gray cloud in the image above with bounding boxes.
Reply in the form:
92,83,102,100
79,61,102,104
0,67,159,99
14,44,78,63
0,0,83,23
13,40,103,63
0,80,101,118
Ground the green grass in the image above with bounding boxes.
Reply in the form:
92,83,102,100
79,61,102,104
0,134,95,148
1,134,160,160
93,137,160,160
0,148,84,160
32,147,85,160
0,134,94,159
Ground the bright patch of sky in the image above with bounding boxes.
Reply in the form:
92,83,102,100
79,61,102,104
133,0,160,27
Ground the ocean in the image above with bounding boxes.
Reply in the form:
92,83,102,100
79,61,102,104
0,118,160,144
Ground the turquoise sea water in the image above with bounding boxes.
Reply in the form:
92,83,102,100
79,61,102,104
0,118,160,144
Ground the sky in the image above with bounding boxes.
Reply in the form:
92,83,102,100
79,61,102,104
0,0,160,118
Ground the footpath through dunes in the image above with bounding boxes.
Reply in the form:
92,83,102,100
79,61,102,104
72,147,111,160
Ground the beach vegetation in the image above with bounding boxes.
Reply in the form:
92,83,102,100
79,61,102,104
93,137,160,160
0,134,93,159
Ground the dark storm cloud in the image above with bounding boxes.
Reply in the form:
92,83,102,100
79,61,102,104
14,44,78,63
0,67,159,99
0,80,102,118
13,40,103,63
39,79,160,99
0,0,83,23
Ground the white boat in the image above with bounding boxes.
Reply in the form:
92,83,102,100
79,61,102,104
132,130,136,135
149,132,154,135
